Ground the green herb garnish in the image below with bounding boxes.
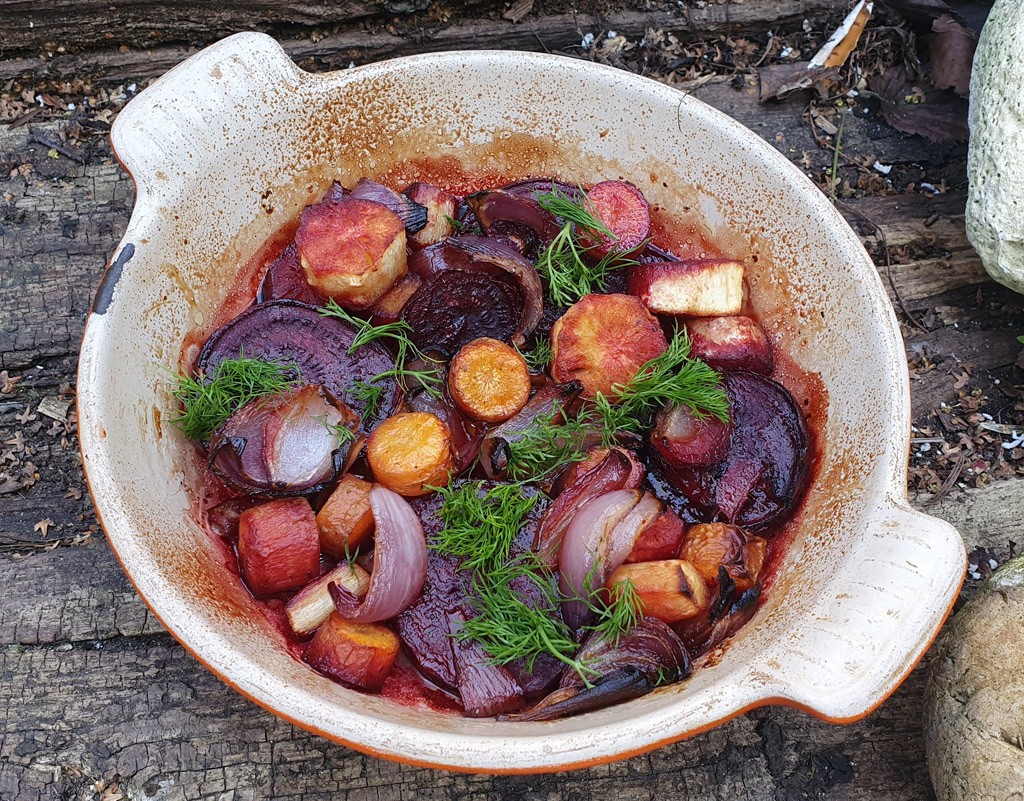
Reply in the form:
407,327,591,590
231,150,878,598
319,300,443,398
432,481,584,672
534,186,642,307
517,339,552,372
322,419,357,447
503,404,593,482
348,379,386,420
586,578,642,646
596,327,729,437
432,481,644,678
169,356,299,441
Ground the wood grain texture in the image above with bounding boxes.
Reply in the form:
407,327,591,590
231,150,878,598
0,47,1020,800
0,1,850,82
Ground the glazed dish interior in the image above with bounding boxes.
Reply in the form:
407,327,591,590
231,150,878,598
77,37,962,770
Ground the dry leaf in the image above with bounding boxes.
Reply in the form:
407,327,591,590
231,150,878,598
758,62,838,101
34,518,55,537
0,370,22,394
871,65,968,142
502,0,534,23
929,14,977,96
66,486,83,500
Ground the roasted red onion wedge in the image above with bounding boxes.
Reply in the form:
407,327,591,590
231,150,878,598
328,485,427,623
673,567,761,657
404,236,543,342
552,446,644,497
651,402,734,468
256,243,325,306
559,490,663,630
465,189,560,257
509,618,690,721
404,182,458,247
662,372,811,531
209,385,358,495
197,300,399,427
350,177,428,234
205,495,263,541
501,178,583,203
626,507,686,563
535,449,642,566
480,381,583,479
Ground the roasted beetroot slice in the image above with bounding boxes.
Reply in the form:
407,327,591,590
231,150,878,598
197,300,399,428
580,180,651,258
402,269,523,354
659,372,811,532
257,243,325,306
398,487,552,700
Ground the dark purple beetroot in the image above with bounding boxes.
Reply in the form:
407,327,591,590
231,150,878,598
196,300,399,428
450,611,524,717
256,243,325,306
402,269,523,354
659,372,810,532
397,486,562,702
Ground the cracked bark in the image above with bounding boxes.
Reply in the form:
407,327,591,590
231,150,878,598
0,56,1020,801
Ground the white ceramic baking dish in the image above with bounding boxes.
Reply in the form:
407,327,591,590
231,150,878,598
77,32,965,772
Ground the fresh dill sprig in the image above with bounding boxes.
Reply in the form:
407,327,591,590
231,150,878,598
348,379,386,420
503,404,593,482
516,339,553,372
432,481,585,673
322,419,357,447
597,328,729,437
319,299,443,398
169,356,300,441
534,187,642,307
584,578,642,647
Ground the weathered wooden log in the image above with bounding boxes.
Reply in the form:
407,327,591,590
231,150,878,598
0,1,850,82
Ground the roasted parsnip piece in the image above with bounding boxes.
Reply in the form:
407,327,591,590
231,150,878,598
296,198,408,309
606,559,709,623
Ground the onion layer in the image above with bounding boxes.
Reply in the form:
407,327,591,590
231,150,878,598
329,485,427,622
209,385,358,496
558,490,663,629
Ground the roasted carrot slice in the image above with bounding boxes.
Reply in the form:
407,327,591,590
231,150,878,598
366,412,454,496
304,612,399,691
316,474,375,559
447,337,531,423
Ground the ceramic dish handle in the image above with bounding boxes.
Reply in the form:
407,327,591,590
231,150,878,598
110,33,301,203
774,500,965,722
